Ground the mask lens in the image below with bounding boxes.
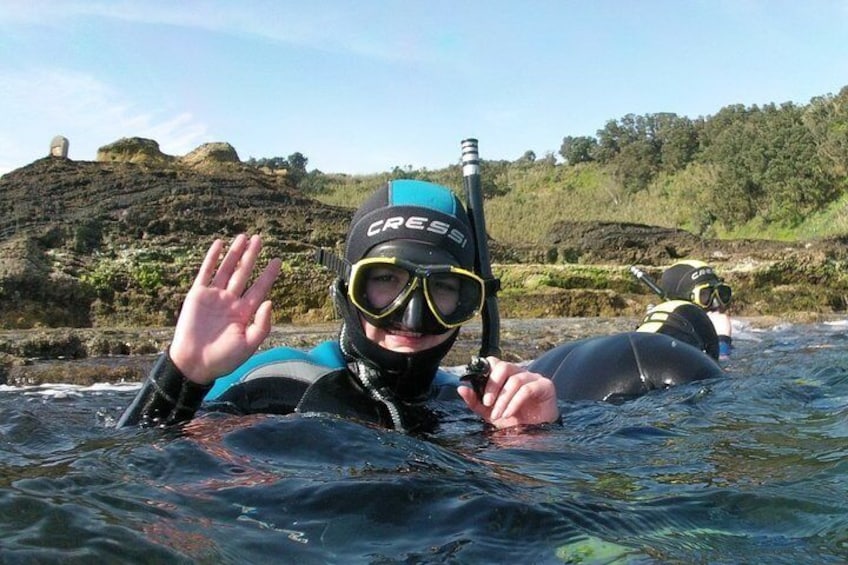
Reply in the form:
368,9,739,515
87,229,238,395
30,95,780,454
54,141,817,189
716,284,732,305
350,262,412,316
696,286,713,307
425,271,484,325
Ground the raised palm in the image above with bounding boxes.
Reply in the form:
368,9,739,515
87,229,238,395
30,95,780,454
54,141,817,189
169,234,282,384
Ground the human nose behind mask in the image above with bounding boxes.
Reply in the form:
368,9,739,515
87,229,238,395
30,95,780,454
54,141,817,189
397,284,444,334
400,284,424,329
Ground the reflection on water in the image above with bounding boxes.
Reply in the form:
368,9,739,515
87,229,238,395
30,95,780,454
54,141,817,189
1,318,847,563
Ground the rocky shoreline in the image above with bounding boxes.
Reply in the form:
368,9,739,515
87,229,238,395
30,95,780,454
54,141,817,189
2,139,847,384
1,314,829,387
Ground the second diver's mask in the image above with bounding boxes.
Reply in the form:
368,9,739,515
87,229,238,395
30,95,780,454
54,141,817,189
691,282,732,310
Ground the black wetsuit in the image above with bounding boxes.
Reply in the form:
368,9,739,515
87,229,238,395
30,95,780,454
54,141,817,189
116,341,455,433
529,332,724,403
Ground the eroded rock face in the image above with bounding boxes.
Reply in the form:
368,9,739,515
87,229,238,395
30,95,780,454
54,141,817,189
96,137,174,165
1,137,847,334
540,220,837,266
179,142,241,173
0,141,351,329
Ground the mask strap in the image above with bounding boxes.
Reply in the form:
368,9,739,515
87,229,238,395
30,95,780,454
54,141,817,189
315,248,351,281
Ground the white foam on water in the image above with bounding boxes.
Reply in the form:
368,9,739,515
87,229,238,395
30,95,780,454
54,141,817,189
0,382,142,396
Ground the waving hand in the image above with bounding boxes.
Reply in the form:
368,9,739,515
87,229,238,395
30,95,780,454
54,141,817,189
169,234,282,384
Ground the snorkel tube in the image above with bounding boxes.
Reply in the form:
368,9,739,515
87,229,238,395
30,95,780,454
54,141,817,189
629,265,665,298
462,138,501,358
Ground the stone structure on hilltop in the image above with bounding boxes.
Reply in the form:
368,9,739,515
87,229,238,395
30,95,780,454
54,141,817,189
50,136,69,158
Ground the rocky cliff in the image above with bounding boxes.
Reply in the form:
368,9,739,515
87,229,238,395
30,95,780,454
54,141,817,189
3,137,848,332
0,138,351,329
1,137,847,384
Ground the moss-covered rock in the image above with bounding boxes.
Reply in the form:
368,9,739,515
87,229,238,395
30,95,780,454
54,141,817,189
2,141,847,333
96,137,175,165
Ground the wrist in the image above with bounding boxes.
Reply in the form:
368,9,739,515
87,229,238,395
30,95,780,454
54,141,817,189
167,346,213,385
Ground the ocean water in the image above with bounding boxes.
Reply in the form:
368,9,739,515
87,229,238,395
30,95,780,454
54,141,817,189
1,319,847,564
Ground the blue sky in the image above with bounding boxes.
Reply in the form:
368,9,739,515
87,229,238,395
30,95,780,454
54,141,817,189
2,1,847,176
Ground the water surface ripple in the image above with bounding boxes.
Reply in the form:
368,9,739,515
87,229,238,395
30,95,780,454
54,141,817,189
1,318,847,563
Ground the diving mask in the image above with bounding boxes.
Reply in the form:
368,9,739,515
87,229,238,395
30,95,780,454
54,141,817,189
348,257,484,332
691,282,732,309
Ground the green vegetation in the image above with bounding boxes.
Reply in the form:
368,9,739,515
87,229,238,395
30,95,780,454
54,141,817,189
80,248,188,298
255,85,848,245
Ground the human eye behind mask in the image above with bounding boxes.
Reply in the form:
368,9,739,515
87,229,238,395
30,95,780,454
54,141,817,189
359,264,411,311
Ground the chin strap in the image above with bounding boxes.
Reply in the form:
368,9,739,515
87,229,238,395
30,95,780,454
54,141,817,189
337,315,404,430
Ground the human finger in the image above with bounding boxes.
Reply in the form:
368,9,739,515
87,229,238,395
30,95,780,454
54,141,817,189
211,234,248,289
242,257,282,311
193,239,224,288
479,356,513,407
488,371,529,420
498,377,559,425
244,300,274,351
226,235,263,295
499,380,542,421
457,382,486,413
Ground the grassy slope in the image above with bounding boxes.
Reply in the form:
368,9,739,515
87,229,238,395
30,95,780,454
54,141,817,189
312,161,848,246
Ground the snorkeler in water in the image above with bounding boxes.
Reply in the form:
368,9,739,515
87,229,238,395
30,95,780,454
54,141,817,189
659,260,733,357
529,300,724,402
117,179,559,432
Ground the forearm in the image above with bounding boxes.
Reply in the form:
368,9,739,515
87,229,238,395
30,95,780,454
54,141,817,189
115,350,212,428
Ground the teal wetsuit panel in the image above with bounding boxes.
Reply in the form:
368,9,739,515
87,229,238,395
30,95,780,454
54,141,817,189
204,341,347,401
205,340,459,402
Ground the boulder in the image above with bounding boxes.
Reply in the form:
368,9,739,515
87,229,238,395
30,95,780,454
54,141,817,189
179,142,241,173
